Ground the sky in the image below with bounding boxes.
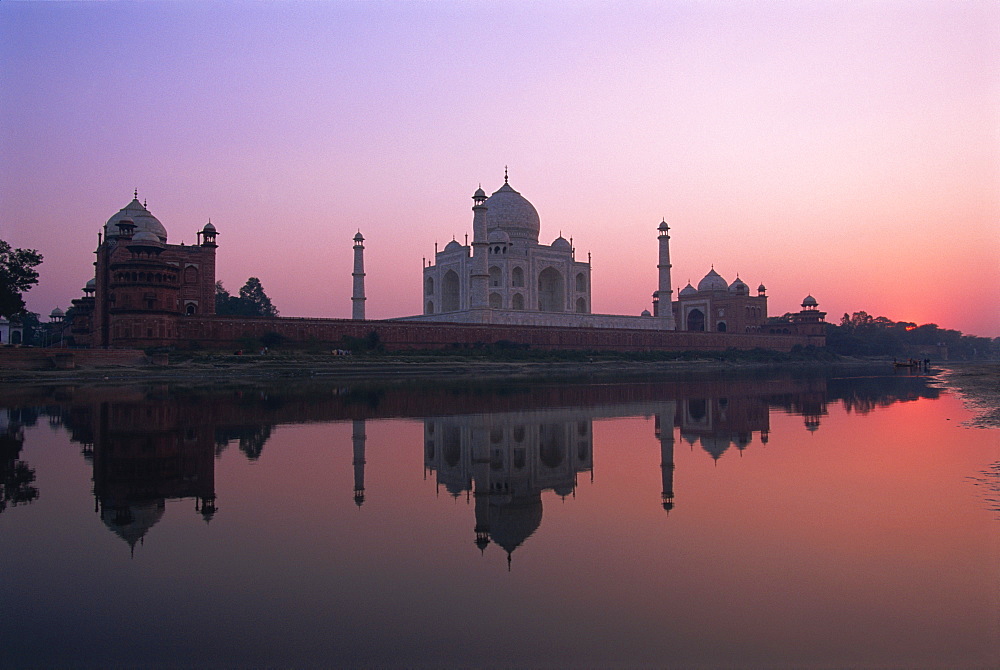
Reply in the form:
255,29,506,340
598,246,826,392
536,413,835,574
1,0,998,337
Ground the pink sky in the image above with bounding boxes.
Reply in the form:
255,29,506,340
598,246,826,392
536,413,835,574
2,1,998,336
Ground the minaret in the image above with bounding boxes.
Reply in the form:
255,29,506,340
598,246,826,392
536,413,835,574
655,403,677,513
470,186,489,310
352,419,366,507
352,232,366,320
655,219,676,329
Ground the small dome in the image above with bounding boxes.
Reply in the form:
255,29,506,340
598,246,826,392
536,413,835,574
105,196,167,243
443,239,463,252
641,309,652,317
473,187,486,199
50,307,64,318
488,229,510,244
697,268,728,292
802,295,818,307
679,282,698,297
128,230,165,252
203,222,217,233
551,235,571,251
353,231,364,241
758,283,766,293
85,278,96,290
658,219,669,232
729,277,748,294
485,181,540,243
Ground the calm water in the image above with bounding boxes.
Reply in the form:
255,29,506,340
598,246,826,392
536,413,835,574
1,369,997,668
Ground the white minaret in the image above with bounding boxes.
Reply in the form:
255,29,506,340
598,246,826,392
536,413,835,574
656,219,676,329
352,231,366,320
470,186,489,310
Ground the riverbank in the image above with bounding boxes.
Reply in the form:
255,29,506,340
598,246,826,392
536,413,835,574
0,347,911,387
931,361,1000,429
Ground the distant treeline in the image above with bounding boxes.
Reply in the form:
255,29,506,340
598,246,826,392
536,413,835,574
821,311,997,359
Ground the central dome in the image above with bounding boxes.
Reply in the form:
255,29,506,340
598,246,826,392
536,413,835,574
105,197,168,243
485,182,540,243
697,268,728,292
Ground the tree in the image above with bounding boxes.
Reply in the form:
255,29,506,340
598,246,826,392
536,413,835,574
215,278,278,317
239,277,278,317
0,240,43,318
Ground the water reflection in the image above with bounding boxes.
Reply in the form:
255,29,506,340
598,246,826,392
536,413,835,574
0,408,38,513
3,370,994,668
2,372,943,555
89,399,218,554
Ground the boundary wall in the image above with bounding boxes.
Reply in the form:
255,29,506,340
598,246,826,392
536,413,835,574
174,316,821,352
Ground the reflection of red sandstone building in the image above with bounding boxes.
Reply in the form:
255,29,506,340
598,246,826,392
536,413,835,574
65,191,825,351
88,400,218,554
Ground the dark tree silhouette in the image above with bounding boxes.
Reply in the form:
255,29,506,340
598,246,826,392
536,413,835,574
239,277,278,317
0,239,43,318
216,278,279,317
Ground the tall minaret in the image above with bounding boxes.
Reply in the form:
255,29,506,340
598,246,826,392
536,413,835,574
470,185,489,310
656,220,676,329
352,419,366,507
352,231,366,320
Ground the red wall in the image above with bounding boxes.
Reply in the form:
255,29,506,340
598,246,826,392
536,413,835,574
166,315,823,352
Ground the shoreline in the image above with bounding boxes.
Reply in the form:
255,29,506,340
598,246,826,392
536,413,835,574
929,361,1000,429
0,350,930,387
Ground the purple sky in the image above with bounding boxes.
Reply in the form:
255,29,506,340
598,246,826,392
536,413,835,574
2,1,998,336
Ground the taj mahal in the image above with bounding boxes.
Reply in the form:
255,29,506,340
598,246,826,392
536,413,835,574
399,170,778,336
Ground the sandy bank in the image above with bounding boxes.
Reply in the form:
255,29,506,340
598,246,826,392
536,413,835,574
931,362,1000,429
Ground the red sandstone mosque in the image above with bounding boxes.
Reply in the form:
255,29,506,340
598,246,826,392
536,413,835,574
64,179,825,351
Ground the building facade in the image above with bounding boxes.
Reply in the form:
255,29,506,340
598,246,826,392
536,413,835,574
671,269,769,333
420,176,596,318
57,185,824,351
78,194,218,348
405,173,677,330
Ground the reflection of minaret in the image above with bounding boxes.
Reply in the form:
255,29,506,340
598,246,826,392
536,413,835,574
352,419,366,507
471,422,491,552
655,403,677,513
352,232,366,320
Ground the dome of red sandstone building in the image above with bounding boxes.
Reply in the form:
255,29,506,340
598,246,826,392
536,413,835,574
105,195,168,243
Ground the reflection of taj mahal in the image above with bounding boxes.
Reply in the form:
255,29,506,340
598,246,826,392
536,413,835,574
423,411,594,564
420,394,773,565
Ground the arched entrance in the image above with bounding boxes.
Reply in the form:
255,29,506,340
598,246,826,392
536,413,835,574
687,308,705,331
442,270,460,312
538,267,564,312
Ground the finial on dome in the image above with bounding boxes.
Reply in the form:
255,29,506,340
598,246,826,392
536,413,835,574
134,188,138,199
504,165,508,184
143,199,147,208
